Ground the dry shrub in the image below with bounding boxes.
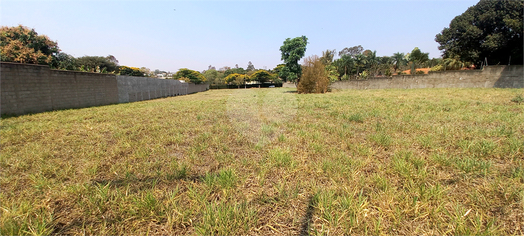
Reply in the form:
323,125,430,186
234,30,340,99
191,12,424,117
297,55,329,94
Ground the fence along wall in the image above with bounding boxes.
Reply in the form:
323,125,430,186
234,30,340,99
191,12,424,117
331,65,523,90
1,62,210,115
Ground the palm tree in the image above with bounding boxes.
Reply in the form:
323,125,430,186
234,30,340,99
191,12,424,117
366,50,380,76
354,54,367,76
392,52,406,73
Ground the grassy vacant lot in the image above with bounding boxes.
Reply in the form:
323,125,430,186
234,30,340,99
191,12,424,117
1,87,523,235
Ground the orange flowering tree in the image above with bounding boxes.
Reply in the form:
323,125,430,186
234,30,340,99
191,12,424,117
0,25,59,65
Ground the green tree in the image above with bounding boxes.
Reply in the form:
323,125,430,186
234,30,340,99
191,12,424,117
333,55,354,79
320,49,336,65
279,36,308,83
224,67,246,77
0,25,59,64
365,50,380,76
203,68,224,86
52,52,77,70
354,54,367,76
173,68,207,84
408,47,429,74
339,45,363,57
435,0,523,66
392,52,407,72
76,55,118,73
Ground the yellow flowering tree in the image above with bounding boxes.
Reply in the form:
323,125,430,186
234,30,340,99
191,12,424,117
119,66,144,76
173,68,207,84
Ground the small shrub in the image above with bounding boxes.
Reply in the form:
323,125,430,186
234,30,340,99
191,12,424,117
511,94,523,104
430,65,444,72
415,70,425,75
384,68,392,76
397,71,406,75
341,74,350,80
358,70,369,79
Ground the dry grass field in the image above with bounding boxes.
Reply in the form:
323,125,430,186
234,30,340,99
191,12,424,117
1,87,523,235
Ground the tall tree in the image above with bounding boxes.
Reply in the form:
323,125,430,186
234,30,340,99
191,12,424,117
435,0,523,66
246,61,255,72
203,68,224,85
52,52,77,70
0,25,59,64
333,55,354,78
339,45,364,57
354,54,367,76
320,49,336,65
408,47,429,73
279,36,308,83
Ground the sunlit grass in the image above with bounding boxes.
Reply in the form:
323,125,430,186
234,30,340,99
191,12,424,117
1,87,523,235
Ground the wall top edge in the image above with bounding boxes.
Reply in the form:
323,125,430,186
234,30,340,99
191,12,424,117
1,62,49,67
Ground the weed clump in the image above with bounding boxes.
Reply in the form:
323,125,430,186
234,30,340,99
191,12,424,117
511,94,523,104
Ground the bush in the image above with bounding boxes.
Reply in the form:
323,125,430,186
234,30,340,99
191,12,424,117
384,68,392,76
358,70,369,79
297,55,329,94
415,70,425,75
430,65,444,72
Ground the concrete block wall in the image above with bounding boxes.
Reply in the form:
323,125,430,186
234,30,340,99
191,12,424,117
116,76,208,103
1,62,118,115
117,75,183,103
187,83,209,94
331,65,523,90
1,62,212,115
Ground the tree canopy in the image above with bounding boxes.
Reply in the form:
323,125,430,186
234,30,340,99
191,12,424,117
224,73,247,87
246,61,255,72
249,70,274,83
173,68,207,84
0,25,59,65
320,49,336,65
119,66,144,76
279,36,308,83
435,0,523,66
76,55,119,73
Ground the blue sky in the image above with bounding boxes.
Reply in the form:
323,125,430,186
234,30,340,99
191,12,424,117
2,0,478,72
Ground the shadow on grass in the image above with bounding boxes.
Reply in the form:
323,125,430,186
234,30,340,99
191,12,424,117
299,194,317,236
